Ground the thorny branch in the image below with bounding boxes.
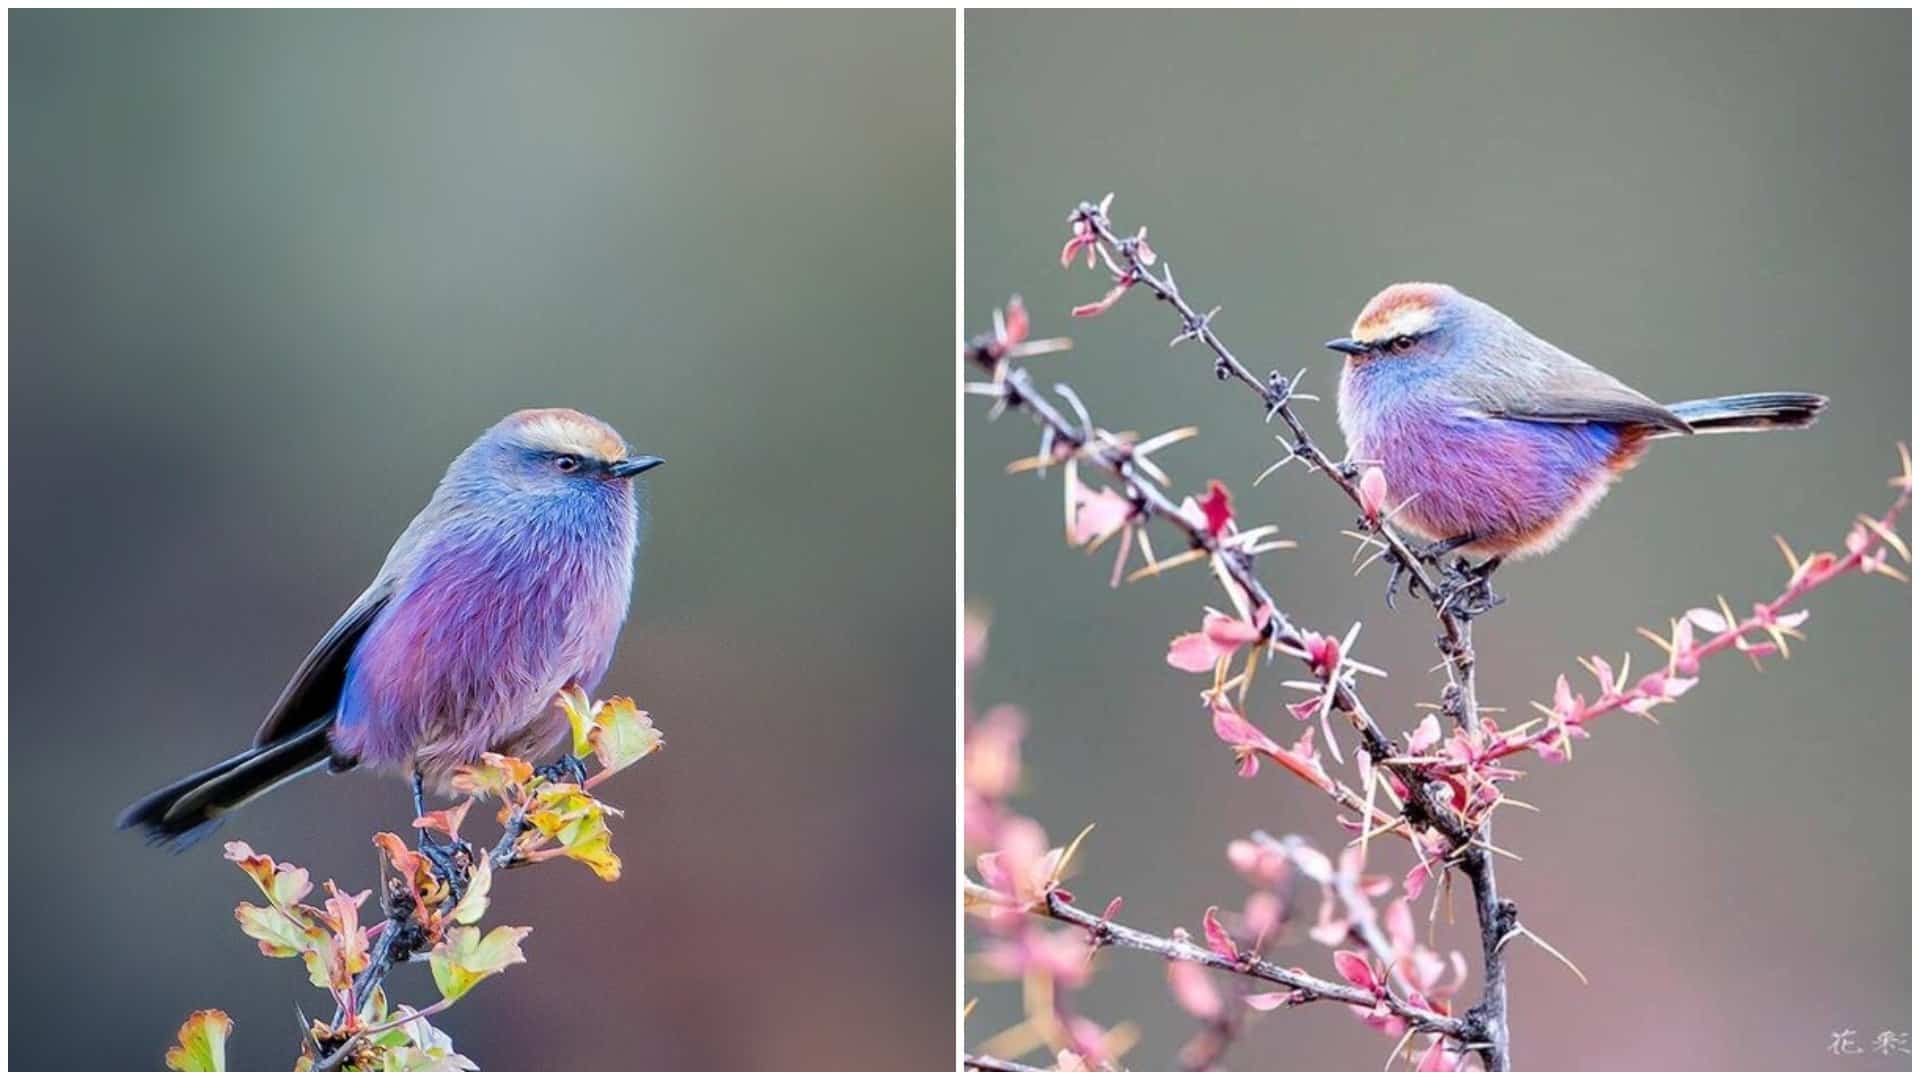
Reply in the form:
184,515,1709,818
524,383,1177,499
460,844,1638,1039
1062,196,1513,1066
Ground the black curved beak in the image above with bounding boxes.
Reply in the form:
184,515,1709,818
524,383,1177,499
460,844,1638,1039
608,455,666,478
1324,337,1369,357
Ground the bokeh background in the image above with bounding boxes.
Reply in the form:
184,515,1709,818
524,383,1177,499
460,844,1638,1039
967,11,1909,1071
13,11,951,1069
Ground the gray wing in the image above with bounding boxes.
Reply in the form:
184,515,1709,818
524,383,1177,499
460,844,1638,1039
250,580,392,748
1471,362,1690,435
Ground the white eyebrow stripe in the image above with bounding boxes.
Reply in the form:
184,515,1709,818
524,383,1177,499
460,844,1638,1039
520,414,624,460
1354,305,1438,343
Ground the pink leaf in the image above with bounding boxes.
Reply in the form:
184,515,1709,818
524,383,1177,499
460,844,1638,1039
1167,632,1222,673
1407,714,1441,755
1201,905,1238,960
1333,950,1382,996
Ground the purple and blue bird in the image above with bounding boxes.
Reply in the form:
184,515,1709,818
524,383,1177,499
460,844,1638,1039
1326,283,1826,572
120,408,663,849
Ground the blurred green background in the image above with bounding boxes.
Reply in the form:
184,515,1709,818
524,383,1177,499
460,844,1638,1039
967,11,1908,1071
13,10,951,1069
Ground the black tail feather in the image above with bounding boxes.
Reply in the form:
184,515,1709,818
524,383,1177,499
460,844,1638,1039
1665,392,1828,434
117,720,334,851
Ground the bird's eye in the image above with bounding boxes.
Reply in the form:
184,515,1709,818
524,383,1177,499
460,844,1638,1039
1389,335,1417,354
554,454,581,473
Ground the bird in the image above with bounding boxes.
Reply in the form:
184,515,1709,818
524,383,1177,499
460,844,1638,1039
1325,282,1825,587
119,407,664,851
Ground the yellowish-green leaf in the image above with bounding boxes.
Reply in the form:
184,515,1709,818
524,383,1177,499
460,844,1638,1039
448,754,533,800
166,1009,231,1071
448,858,492,925
557,684,597,758
223,841,312,909
235,902,315,959
428,925,529,1003
525,788,622,881
587,697,664,776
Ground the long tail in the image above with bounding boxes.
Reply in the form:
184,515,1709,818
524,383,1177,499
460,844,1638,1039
1661,392,1829,436
116,719,334,851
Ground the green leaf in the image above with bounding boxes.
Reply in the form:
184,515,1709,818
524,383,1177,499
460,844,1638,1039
166,1009,231,1071
428,925,529,1003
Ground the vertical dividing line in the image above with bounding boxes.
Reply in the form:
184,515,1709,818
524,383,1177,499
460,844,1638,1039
951,6,968,1070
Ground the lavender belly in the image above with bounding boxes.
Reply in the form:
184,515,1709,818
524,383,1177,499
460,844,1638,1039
331,533,629,787
1366,406,1621,553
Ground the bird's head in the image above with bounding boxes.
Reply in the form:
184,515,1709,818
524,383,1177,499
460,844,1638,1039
1324,282,1471,366
463,408,664,500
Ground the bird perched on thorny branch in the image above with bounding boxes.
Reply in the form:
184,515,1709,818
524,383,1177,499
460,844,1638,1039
120,408,664,868
1326,283,1825,611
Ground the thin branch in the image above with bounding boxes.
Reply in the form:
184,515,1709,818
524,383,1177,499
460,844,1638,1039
1018,888,1469,1040
965,1053,1045,1072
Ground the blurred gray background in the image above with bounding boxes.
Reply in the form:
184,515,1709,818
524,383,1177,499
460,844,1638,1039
967,11,1909,1071
13,10,951,1070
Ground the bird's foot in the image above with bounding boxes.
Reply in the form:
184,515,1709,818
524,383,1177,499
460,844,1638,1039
1383,549,1421,610
535,753,589,787
1437,557,1505,620
1412,535,1476,569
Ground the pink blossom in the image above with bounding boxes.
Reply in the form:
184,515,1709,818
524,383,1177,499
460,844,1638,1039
1167,961,1223,1020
